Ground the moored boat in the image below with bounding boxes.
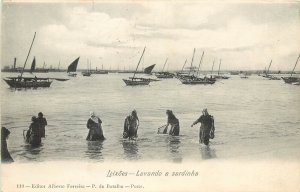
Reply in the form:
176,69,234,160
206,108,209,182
2,32,53,89
282,54,300,84
67,57,80,77
123,47,152,86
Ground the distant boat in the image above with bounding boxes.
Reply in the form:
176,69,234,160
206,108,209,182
262,60,281,80
214,59,230,79
178,49,215,85
67,57,80,77
155,58,174,78
240,73,249,79
282,54,300,84
82,59,92,77
2,32,53,88
91,65,108,74
123,47,151,86
144,64,156,74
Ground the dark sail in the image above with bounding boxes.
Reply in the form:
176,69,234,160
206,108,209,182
144,64,155,74
30,57,36,73
67,57,80,73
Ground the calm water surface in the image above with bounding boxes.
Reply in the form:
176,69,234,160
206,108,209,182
1,72,300,162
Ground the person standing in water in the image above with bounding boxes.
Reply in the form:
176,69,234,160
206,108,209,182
26,116,42,146
191,108,215,145
86,111,105,141
1,127,14,163
164,110,180,136
37,112,47,138
123,110,139,139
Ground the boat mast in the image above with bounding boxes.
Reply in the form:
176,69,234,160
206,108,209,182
188,48,196,75
267,60,272,76
20,32,36,78
162,58,168,72
181,59,187,72
211,59,215,75
196,51,204,76
132,46,146,79
290,54,300,77
218,59,222,76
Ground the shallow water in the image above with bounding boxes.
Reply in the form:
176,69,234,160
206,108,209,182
1,72,300,162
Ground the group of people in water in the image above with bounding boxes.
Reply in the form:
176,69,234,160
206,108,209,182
86,108,215,145
1,108,215,163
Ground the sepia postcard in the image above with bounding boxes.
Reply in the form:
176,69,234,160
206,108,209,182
1,1,300,191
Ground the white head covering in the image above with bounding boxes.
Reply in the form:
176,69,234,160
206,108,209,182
90,111,99,123
202,108,208,115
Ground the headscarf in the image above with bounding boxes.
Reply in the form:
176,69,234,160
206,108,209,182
90,111,99,123
202,108,208,115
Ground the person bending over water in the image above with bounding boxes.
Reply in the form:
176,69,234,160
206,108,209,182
191,108,215,145
86,112,105,141
164,110,180,136
37,112,47,138
123,110,139,140
26,116,42,146
1,127,14,163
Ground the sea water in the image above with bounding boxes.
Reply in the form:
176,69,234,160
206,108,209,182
1,72,300,162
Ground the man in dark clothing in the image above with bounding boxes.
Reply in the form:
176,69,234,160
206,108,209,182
191,109,215,145
1,127,14,163
37,112,47,138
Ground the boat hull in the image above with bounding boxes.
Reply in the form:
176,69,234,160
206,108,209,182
281,77,300,84
179,78,215,85
3,79,52,88
123,79,150,86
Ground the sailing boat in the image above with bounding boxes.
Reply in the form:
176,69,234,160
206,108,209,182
155,58,174,78
281,54,300,84
67,57,80,77
3,32,53,88
262,60,280,80
144,64,156,74
178,49,215,85
123,47,151,86
82,59,92,76
214,59,229,79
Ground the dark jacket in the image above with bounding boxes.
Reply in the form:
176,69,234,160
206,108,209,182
86,118,105,141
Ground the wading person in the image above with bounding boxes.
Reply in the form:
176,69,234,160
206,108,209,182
37,112,47,138
123,110,139,140
191,108,215,145
1,127,14,163
86,112,105,141
164,110,180,136
26,116,42,146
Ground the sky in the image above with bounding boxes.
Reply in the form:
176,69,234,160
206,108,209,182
1,1,300,71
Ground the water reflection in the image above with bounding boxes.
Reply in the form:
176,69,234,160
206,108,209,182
166,136,182,163
199,145,217,160
85,141,104,161
21,143,44,161
122,139,140,160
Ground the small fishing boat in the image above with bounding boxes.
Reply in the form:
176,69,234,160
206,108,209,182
3,32,53,88
82,59,92,76
282,54,300,84
178,49,215,85
123,47,151,86
67,57,80,77
179,76,215,84
214,59,230,79
155,58,174,78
